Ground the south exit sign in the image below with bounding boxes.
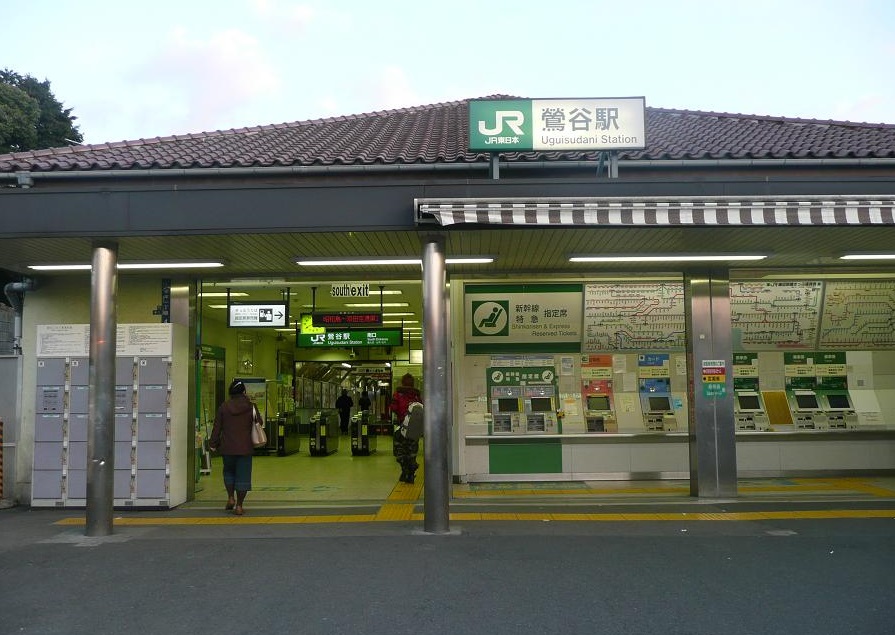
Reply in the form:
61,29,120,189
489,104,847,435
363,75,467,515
468,97,646,152
296,328,403,348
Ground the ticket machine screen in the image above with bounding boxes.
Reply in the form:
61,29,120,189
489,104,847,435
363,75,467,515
826,394,852,410
736,394,762,411
529,397,553,412
795,393,821,410
497,398,520,412
587,395,610,411
647,396,672,412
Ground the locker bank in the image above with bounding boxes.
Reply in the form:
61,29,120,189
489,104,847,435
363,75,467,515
2,95,895,513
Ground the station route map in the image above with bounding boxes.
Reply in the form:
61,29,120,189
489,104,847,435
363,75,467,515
583,282,685,351
730,281,822,350
583,280,895,352
819,281,895,349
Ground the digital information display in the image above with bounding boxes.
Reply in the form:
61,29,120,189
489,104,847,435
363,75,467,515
312,312,383,328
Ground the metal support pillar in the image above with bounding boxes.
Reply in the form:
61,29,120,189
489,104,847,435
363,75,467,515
86,242,118,536
608,151,619,178
422,235,450,533
685,270,737,498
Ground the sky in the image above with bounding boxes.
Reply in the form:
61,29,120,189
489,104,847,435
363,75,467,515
2,0,894,145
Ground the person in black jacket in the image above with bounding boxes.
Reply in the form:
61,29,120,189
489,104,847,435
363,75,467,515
335,388,354,434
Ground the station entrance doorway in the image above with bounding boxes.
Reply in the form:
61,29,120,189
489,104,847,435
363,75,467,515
193,278,424,508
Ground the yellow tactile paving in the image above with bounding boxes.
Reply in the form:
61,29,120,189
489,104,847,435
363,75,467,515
53,508,895,527
51,477,895,527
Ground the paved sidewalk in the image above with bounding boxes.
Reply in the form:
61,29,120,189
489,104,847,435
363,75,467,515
2,503,895,635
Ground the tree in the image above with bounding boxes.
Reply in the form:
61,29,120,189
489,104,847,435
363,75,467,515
0,69,83,153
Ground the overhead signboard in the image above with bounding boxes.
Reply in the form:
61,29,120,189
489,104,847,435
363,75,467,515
228,302,289,328
312,312,383,328
331,282,370,298
296,328,403,348
468,97,646,152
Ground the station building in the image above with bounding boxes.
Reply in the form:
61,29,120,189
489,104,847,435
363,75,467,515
1,95,894,512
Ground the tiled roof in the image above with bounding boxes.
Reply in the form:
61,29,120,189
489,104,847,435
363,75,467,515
1,95,894,173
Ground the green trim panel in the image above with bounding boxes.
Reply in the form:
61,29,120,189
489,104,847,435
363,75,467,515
489,439,563,474
466,283,583,294
466,342,581,354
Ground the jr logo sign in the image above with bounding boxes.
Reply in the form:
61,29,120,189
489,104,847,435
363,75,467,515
468,99,532,151
477,110,525,136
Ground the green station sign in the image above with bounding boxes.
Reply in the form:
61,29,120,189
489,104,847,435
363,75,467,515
296,328,403,348
468,97,646,152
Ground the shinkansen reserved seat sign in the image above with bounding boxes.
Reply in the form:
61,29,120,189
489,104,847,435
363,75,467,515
468,97,646,152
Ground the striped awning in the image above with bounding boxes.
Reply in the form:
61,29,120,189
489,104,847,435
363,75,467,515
416,196,895,227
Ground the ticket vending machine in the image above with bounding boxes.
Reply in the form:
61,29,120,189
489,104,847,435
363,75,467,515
489,386,523,434
734,391,770,431
821,392,859,429
523,386,559,434
640,393,678,432
787,390,828,430
584,394,617,433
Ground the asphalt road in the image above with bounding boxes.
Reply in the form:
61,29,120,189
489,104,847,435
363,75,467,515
1,508,893,635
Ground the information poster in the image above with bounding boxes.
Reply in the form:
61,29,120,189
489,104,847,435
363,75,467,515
37,323,172,357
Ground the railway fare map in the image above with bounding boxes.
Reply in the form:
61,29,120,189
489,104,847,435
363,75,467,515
583,283,685,351
819,281,895,349
730,281,822,350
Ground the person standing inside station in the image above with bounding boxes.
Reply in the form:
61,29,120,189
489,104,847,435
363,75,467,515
335,388,354,434
358,389,372,413
390,373,423,483
209,379,257,516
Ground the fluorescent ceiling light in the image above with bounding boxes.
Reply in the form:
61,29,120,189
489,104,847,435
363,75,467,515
840,254,895,260
199,292,248,297
29,261,225,271
208,304,228,309
384,312,414,317
275,328,295,332
371,289,403,295
383,320,418,325
569,254,767,263
446,257,494,264
28,264,91,271
295,257,493,266
341,363,352,368
119,261,224,269
345,302,408,308
297,258,419,266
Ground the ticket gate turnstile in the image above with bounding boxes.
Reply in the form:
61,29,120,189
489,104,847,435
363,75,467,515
309,409,340,456
351,411,377,456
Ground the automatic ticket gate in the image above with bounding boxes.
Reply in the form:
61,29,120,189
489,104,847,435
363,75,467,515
309,409,340,456
350,410,378,456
